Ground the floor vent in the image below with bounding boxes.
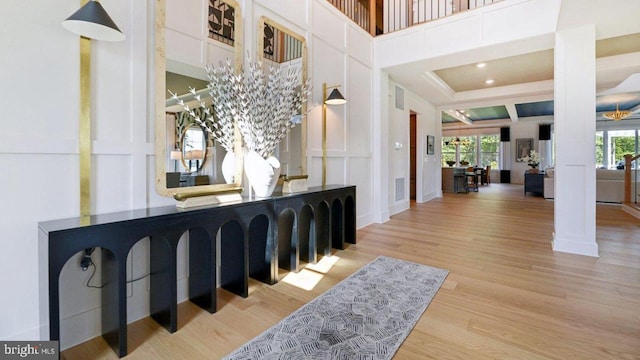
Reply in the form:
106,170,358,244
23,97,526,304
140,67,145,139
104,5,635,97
395,177,405,201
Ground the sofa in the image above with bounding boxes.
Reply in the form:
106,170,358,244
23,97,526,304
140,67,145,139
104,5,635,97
543,168,628,203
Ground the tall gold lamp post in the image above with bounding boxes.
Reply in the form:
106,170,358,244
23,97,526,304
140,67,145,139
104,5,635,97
63,0,125,217
322,83,347,186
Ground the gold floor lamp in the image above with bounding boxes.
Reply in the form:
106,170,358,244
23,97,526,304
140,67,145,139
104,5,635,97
322,83,347,186
63,0,125,217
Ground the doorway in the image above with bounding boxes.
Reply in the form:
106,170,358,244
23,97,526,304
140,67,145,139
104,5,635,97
410,112,417,200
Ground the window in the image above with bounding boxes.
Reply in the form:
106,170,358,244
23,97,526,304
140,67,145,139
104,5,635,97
441,134,500,168
480,134,499,168
608,129,637,169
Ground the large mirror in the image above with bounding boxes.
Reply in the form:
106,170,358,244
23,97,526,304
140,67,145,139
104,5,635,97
257,16,308,178
155,0,244,199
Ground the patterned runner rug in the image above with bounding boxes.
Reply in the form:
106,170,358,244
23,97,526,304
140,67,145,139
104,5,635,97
223,256,449,360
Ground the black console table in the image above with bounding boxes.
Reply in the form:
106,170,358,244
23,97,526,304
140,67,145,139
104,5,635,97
38,185,355,357
524,171,545,196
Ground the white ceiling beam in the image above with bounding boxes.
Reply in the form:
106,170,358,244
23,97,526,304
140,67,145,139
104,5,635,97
505,103,519,122
443,109,473,125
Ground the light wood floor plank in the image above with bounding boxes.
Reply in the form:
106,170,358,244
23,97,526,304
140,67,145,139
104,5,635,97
61,184,640,359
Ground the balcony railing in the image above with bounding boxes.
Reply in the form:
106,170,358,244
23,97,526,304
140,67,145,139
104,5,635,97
327,0,502,35
327,0,372,34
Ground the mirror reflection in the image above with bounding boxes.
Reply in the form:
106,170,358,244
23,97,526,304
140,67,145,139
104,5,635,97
165,71,226,188
258,17,307,177
181,125,207,173
155,0,243,197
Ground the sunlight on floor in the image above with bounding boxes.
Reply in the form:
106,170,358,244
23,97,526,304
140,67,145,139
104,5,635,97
305,255,340,274
281,255,341,291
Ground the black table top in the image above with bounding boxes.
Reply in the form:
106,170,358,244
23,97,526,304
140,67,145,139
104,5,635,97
38,185,354,234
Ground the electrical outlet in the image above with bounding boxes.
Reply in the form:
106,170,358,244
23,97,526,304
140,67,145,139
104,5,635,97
80,247,95,271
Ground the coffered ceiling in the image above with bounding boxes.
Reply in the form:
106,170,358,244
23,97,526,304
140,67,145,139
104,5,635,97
385,26,640,127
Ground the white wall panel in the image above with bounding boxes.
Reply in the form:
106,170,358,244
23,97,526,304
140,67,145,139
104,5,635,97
310,156,323,187
94,155,133,213
327,157,347,185
2,3,78,145
166,0,205,37
348,59,372,154
312,2,346,47
1,154,78,341
421,16,483,57
255,0,308,29
307,106,323,153
312,38,347,152
206,42,235,65
348,26,372,66
1,0,89,343
483,0,558,44
166,29,204,68
349,157,373,225
94,46,133,142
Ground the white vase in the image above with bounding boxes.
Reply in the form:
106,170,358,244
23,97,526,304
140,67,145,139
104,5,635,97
221,151,235,184
244,150,281,198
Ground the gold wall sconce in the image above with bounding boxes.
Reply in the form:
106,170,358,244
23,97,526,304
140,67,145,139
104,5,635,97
322,83,347,186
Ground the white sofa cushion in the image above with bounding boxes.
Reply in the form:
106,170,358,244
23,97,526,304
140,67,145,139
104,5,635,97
543,169,627,203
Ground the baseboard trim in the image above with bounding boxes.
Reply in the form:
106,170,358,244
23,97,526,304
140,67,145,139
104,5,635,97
622,203,640,219
552,232,599,257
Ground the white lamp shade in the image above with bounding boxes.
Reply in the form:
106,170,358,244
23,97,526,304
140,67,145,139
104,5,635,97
191,150,204,159
62,1,125,42
170,150,182,160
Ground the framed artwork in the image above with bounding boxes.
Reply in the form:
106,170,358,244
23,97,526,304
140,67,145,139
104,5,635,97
516,138,533,161
426,135,435,155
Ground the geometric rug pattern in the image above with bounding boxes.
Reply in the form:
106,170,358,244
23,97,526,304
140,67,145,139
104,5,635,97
223,256,449,360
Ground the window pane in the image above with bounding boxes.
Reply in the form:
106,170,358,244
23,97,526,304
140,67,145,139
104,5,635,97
441,137,456,166
480,134,499,169
595,131,603,168
459,136,476,165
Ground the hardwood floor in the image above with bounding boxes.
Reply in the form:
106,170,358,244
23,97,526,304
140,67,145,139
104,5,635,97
62,184,640,359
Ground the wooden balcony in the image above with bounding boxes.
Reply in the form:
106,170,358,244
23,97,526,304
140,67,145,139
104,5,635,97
326,0,503,36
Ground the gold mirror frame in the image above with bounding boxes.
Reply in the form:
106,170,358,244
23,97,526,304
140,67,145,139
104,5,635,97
257,16,308,177
155,0,244,198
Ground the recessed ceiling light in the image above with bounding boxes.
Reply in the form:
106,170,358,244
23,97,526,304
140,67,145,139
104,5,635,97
485,79,495,84
476,62,487,68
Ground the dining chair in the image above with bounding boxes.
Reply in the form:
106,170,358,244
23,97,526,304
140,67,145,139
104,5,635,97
483,165,491,185
466,166,479,192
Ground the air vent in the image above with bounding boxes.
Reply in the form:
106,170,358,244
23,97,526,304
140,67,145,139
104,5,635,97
395,177,405,201
395,86,404,110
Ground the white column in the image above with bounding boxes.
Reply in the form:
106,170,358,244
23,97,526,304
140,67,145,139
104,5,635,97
553,25,598,257
373,70,390,222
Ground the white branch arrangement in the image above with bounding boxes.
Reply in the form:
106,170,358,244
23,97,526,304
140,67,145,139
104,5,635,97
170,57,311,159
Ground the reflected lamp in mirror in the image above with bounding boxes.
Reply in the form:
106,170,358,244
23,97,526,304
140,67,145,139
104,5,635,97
62,0,125,42
191,150,204,172
170,150,182,172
